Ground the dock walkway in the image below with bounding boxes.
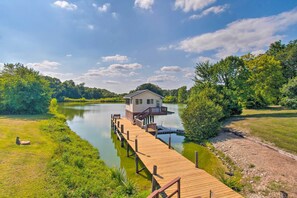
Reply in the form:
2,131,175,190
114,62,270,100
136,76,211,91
112,116,242,198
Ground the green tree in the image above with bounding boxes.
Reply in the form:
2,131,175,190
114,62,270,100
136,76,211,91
135,83,163,96
182,86,223,142
177,86,187,103
245,54,285,105
195,61,216,84
163,95,177,103
267,40,297,80
280,77,297,109
0,63,51,114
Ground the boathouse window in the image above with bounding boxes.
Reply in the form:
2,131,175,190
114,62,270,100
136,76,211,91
147,99,154,104
136,99,142,105
125,99,130,105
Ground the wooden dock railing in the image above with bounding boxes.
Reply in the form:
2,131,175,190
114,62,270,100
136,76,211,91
148,177,181,198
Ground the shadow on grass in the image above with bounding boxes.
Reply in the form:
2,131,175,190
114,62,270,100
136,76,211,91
0,114,53,120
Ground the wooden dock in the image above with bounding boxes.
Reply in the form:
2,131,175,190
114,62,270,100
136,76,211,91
112,115,243,198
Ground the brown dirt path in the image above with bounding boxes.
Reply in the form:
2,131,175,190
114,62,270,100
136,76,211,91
210,131,297,198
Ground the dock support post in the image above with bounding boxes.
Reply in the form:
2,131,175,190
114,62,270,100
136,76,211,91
135,155,139,174
195,151,199,168
121,124,124,133
210,190,214,198
127,145,130,157
135,138,138,152
151,165,157,192
168,134,171,149
121,138,124,147
127,131,129,140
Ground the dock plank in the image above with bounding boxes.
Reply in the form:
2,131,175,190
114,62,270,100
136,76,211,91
113,117,242,198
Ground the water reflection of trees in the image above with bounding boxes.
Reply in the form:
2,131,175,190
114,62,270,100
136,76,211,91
58,107,87,121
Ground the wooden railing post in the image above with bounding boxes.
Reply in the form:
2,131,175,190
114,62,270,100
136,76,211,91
151,165,158,192
127,131,129,140
177,178,181,198
135,138,138,152
168,134,171,149
195,151,199,168
117,121,120,128
121,124,124,133
155,129,158,139
153,165,157,175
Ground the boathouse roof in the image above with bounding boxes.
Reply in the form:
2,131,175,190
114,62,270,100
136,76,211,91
124,89,163,99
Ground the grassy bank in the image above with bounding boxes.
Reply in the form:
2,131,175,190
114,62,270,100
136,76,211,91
226,107,297,154
0,115,58,197
63,97,124,103
0,113,147,197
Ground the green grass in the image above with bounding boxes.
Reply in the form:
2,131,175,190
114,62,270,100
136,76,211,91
181,142,226,176
226,107,297,154
0,114,147,197
0,115,58,197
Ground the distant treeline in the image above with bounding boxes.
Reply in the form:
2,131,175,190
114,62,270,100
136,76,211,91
129,83,188,104
44,76,120,102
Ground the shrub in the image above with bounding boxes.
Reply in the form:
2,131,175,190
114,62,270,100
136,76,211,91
182,94,223,142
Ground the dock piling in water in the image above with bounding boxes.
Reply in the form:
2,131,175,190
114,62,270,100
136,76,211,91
195,151,199,168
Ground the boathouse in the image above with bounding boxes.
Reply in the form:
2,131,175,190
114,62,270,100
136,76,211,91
124,90,168,125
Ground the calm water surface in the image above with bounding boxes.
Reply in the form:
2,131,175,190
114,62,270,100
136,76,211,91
58,103,185,166
58,103,221,189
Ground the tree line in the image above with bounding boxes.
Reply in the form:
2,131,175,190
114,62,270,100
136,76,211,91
182,39,297,142
0,64,118,114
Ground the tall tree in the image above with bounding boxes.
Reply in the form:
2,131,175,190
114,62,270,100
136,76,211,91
177,86,187,103
245,54,285,105
0,63,51,114
135,83,163,96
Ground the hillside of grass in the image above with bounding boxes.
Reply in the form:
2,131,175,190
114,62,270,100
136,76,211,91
0,115,58,197
226,107,297,154
0,114,147,197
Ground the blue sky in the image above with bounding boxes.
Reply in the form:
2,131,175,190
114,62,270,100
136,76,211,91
1,0,297,93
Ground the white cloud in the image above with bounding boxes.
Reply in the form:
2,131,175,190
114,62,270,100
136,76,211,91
160,66,182,72
135,0,154,10
42,71,74,80
53,1,77,11
251,49,266,56
104,80,120,84
175,0,216,12
175,8,297,58
92,3,97,8
66,54,72,57
26,60,61,70
189,4,229,20
157,46,168,51
184,72,195,79
148,74,176,83
196,56,217,63
101,54,129,63
98,3,110,12
85,63,142,77
87,24,94,30
112,12,119,19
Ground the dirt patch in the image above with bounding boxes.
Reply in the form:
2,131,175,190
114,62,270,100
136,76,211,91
210,131,297,198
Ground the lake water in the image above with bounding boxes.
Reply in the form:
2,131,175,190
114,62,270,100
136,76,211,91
58,103,223,190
